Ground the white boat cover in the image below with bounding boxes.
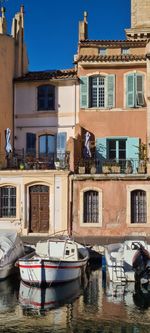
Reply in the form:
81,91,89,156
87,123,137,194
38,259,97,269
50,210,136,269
0,229,22,266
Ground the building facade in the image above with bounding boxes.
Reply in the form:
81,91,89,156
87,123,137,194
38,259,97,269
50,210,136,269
71,0,150,238
1,1,150,238
0,7,79,235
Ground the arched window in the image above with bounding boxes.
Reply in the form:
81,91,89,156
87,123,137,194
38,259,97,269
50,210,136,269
0,186,16,217
37,85,55,110
39,134,55,158
131,189,146,223
83,190,99,223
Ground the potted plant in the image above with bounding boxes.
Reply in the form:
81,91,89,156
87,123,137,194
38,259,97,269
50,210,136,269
138,143,147,174
54,158,61,170
78,159,85,174
19,162,25,170
102,161,111,174
111,161,121,174
125,160,133,174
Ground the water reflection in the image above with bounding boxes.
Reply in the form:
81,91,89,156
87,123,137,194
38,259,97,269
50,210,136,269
0,266,150,332
19,278,83,315
0,275,19,313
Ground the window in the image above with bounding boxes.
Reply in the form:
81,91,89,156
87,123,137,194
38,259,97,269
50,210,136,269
96,137,140,173
99,48,107,55
83,190,99,223
108,139,126,160
39,135,55,157
0,186,16,217
37,85,55,111
126,73,144,108
131,190,146,223
80,75,115,109
121,48,129,55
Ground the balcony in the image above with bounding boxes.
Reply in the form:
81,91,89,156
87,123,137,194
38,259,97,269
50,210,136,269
76,158,147,175
0,150,70,171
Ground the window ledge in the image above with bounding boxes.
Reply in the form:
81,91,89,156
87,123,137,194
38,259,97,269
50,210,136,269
80,223,102,227
128,223,150,227
81,107,147,112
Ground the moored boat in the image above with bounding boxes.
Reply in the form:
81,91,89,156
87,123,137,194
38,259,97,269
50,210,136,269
0,228,24,280
18,236,89,285
105,240,150,283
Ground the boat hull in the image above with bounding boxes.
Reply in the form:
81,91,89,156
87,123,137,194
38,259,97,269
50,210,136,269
19,258,87,285
105,240,150,283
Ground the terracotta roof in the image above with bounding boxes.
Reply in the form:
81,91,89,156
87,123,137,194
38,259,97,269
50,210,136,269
79,39,147,47
77,54,146,63
15,68,77,82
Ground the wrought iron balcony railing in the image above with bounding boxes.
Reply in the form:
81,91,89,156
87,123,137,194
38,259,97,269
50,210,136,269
76,158,147,175
0,151,70,171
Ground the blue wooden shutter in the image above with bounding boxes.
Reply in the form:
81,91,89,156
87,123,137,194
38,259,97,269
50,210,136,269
26,133,36,155
80,76,89,108
126,74,135,108
136,74,144,106
126,137,140,172
106,74,115,108
56,132,67,159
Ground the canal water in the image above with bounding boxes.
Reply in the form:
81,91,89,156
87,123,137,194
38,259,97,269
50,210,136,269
0,264,150,333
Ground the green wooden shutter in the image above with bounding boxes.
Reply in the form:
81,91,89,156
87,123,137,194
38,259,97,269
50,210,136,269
136,74,144,106
80,76,89,108
126,74,135,108
106,75,115,108
56,132,67,160
126,137,140,172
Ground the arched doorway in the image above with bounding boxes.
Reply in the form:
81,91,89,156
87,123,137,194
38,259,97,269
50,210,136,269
29,185,49,233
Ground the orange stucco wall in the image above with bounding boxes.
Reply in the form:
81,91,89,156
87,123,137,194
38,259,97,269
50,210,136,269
72,178,150,237
77,66,147,142
0,35,15,156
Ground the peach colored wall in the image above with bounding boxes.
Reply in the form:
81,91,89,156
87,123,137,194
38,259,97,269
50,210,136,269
72,178,150,237
78,66,146,109
79,110,147,142
0,35,15,155
78,66,147,142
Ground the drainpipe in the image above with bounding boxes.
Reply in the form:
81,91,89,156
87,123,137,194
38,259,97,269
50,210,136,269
146,43,150,170
68,174,73,236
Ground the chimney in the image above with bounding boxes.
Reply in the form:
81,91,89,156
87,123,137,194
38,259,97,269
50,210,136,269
79,11,88,41
0,7,7,34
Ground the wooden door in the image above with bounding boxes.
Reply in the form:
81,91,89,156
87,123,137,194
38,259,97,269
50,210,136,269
29,185,49,233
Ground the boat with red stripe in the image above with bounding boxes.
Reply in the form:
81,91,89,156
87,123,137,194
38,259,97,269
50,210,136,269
17,235,89,285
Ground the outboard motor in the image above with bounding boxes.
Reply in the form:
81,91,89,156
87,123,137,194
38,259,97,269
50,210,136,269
132,242,150,288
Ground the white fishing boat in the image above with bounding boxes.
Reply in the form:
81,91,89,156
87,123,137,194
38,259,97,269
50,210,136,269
19,278,82,313
18,236,89,285
0,229,24,280
104,240,150,283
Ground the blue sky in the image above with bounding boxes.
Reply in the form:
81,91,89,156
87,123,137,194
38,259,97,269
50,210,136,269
3,0,131,71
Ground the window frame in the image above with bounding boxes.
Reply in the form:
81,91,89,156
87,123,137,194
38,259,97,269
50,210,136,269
99,48,107,55
37,84,55,111
131,189,147,224
0,186,16,218
121,48,129,55
127,185,150,226
80,73,115,109
80,187,102,227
